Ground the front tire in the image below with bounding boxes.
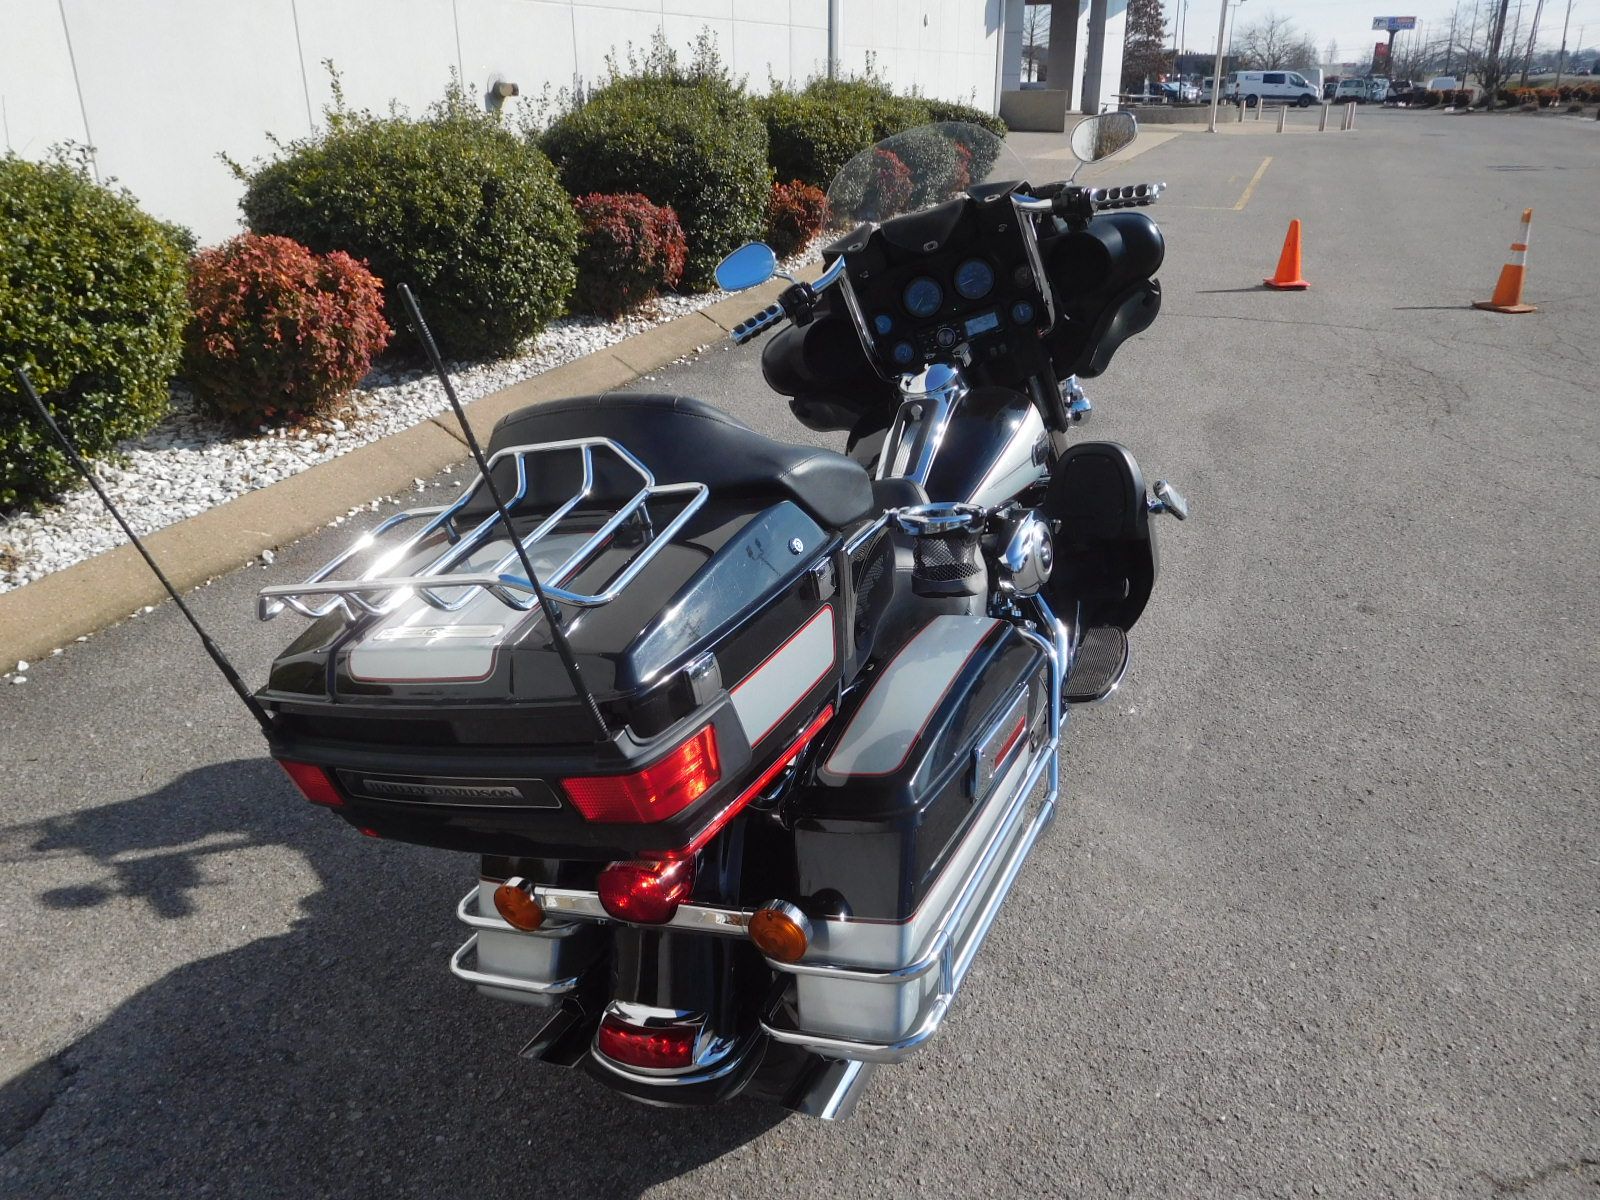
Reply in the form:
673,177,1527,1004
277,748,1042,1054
1244,94,1259,109
1297,94,1313,107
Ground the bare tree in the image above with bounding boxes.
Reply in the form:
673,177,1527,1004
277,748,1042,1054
1022,4,1050,82
1325,38,1340,66
1233,12,1319,69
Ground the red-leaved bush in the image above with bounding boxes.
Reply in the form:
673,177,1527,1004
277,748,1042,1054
764,180,828,258
571,193,688,319
183,234,390,427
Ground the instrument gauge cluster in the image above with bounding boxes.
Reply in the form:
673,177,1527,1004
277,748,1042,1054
902,277,943,319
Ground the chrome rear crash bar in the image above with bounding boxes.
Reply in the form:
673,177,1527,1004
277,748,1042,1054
257,437,707,622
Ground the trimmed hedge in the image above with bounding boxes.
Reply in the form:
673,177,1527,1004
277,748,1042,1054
238,87,579,359
0,153,188,509
764,181,828,258
543,52,770,291
183,234,391,427
802,77,932,142
755,89,875,190
571,193,687,319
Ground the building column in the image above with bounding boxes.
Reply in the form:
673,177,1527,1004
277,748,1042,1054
1080,0,1109,113
1046,0,1079,95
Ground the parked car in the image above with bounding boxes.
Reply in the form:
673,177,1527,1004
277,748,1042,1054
1368,77,1391,102
1427,75,1461,91
1224,70,1321,108
1159,80,1201,103
1335,77,1373,103
1323,77,1341,99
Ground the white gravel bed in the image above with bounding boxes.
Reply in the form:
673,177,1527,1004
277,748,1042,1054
0,251,817,596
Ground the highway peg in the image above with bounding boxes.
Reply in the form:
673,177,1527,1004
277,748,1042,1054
1473,208,1538,313
1264,219,1310,290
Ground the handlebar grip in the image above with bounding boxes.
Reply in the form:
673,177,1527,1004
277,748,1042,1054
1085,182,1166,210
732,302,785,345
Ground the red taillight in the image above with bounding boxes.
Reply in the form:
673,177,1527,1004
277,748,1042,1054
277,760,344,808
561,725,720,823
596,1014,697,1070
597,857,695,924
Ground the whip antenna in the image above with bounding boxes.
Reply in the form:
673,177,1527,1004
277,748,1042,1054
397,284,608,742
12,366,274,736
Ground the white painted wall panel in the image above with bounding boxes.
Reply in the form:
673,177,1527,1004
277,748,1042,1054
0,0,86,158
293,0,461,119
4,0,1016,245
59,0,309,241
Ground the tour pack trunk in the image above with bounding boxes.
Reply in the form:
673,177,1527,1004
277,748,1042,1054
259,445,857,862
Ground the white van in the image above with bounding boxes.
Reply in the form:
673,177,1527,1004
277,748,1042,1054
1225,70,1321,108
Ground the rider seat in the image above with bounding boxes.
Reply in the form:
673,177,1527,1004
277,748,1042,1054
487,394,874,530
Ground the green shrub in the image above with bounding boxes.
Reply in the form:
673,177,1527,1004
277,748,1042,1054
183,233,391,427
922,99,1007,141
754,89,875,190
802,77,933,142
237,84,579,359
543,39,770,291
571,193,687,319
0,152,188,509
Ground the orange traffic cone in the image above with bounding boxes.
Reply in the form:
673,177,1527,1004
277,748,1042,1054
1263,219,1309,290
1473,207,1537,314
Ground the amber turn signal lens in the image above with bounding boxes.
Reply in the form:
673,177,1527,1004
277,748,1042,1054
748,901,812,963
492,877,545,932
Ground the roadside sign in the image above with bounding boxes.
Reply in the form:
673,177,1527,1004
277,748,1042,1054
1371,16,1417,30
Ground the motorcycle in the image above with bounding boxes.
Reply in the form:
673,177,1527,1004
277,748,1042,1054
252,113,1188,1119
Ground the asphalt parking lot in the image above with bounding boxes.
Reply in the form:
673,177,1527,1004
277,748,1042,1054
1,107,1597,1198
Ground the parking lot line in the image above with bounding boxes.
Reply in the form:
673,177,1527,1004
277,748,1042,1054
1235,155,1273,210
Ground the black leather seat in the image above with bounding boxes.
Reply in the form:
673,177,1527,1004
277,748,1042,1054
487,394,874,529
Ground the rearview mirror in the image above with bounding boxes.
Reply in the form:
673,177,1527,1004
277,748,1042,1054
714,243,778,292
1069,112,1139,166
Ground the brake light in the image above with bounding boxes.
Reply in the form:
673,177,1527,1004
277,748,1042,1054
561,725,720,823
597,857,695,924
596,1014,697,1070
277,760,344,807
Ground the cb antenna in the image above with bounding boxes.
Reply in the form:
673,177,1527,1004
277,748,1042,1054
397,284,608,742
12,366,274,736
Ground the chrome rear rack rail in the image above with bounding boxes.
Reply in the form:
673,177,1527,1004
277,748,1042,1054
257,437,708,623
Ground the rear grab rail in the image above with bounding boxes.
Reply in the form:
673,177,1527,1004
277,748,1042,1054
257,437,708,623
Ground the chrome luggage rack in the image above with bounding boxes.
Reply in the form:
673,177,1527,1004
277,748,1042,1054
257,438,708,623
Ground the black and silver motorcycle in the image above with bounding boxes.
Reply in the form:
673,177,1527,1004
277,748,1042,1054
253,114,1188,1119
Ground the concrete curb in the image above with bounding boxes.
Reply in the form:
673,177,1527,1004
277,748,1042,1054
0,282,785,665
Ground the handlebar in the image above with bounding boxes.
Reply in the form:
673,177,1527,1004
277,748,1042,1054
1012,182,1165,220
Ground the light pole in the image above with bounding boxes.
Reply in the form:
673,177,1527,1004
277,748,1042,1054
1552,0,1574,84
1207,0,1248,131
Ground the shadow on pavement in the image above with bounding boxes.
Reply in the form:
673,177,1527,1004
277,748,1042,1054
0,759,781,1198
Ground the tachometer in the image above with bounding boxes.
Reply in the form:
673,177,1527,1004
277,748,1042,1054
902,277,943,319
954,258,995,301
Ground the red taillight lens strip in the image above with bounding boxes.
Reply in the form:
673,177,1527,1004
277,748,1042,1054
277,759,344,808
561,724,721,824
648,704,835,862
596,1014,697,1070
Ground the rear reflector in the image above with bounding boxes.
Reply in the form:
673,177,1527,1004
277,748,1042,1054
277,760,344,807
561,725,720,824
597,857,695,924
596,1014,697,1070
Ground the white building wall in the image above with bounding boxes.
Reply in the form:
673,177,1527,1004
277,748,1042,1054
1,0,1001,246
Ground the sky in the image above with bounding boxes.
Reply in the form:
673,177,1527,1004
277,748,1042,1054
1167,0,1600,63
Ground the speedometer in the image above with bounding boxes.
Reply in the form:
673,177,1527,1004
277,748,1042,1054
902,277,943,319
954,258,995,301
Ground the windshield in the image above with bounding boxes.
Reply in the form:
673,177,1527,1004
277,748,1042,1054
825,121,1027,228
